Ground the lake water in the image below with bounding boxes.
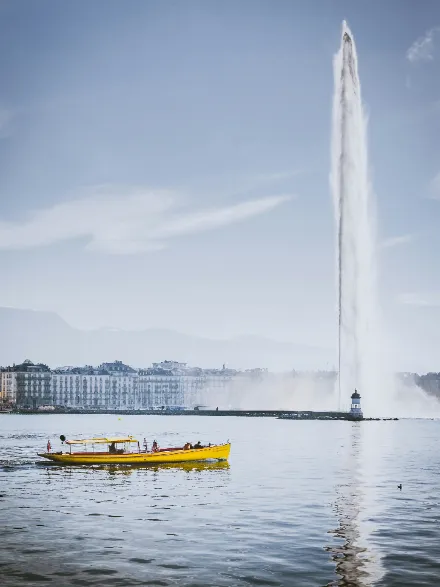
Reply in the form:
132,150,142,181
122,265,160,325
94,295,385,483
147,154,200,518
0,415,439,586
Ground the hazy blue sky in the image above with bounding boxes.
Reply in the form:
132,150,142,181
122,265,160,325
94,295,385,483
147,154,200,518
0,0,440,370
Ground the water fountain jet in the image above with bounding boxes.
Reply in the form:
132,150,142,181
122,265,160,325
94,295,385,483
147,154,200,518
331,22,440,417
331,21,378,414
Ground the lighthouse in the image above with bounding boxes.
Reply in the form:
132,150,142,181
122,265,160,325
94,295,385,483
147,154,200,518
350,389,363,419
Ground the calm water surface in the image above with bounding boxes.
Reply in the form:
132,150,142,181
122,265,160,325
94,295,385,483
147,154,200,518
0,415,439,586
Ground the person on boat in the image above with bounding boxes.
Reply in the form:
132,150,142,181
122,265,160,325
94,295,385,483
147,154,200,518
194,440,203,449
143,438,148,452
183,442,192,450
47,440,51,453
109,442,117,453
152,440,158,452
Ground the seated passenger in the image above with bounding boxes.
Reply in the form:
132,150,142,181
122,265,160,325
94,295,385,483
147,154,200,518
183,442,192,450
194,440,203,449
152,440,158,452
109,442,117,454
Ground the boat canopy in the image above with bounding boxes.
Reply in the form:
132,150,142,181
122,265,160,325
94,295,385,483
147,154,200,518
65,437,138,445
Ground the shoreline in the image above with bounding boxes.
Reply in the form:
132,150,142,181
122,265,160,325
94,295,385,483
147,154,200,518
2,408,398,421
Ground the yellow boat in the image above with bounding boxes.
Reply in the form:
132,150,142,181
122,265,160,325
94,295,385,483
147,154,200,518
38,436,231,465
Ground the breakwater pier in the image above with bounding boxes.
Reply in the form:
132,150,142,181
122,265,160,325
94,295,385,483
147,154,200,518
8,408,397,420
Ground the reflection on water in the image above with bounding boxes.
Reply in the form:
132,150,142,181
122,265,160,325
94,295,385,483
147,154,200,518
38,459,230,477
325,422,388,587
326,424,368,586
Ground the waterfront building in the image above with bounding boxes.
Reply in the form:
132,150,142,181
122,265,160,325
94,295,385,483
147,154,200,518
1,360,52,408
1,371,17,403
137,361,236,409
2,358,243,410
138,361,185,409
99,360,138,410
52,361,138,410
52,366,111,409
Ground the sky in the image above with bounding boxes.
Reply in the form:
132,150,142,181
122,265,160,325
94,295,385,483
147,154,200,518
0,0,440,371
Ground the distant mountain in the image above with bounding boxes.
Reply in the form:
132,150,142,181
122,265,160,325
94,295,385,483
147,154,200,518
0,307,334,371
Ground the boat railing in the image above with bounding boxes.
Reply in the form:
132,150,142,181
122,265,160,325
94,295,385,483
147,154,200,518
55,438,230,456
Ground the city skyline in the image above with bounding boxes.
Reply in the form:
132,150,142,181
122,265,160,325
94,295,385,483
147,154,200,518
0,358,266,409
2,357,439,417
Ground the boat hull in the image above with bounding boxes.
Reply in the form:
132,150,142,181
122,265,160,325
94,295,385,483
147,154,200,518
37,443,230,465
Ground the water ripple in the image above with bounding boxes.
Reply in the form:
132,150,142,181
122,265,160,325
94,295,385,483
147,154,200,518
0,416,439,585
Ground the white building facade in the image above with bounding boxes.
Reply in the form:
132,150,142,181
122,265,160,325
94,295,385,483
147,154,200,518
138,361,186,409
52,371,110,409
52,361,138,410
1,371,17,403
2,359,242,410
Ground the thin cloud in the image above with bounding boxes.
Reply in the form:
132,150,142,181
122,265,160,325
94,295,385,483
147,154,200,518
252,170,303,183
407,27,440,63
155,195,291,239
381,234,414,249
398,293,440,307
0,186,293,255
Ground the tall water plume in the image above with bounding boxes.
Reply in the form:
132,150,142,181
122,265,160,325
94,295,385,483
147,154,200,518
331,22,379,413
